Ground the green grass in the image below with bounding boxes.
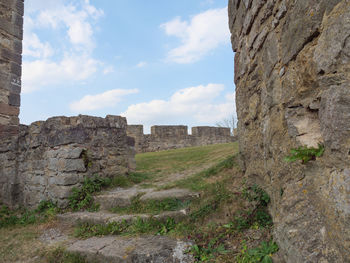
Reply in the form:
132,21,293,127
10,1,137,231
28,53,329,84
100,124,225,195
161,154,237,191
68,173,150,211
0,200,58,229
72,147,279,262
111,196,191,215
46,247,91,263
74,217,179,238
236,241,279,263
135,142,238,180
109,172,150,188
68,176,112,211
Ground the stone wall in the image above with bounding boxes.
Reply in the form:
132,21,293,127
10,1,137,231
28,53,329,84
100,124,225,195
0,0,23,137
229,0,350,262
1,115,135,208
127,125,235,153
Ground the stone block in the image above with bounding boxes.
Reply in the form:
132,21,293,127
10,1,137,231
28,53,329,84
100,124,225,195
49,185,76,199
49,173,82,186
0,102,19,116
58,159,86,173
1,0,24,16
0,17,23,39
57,147,84,159
8,93,20,106
10,61,21,76
48,158,59,171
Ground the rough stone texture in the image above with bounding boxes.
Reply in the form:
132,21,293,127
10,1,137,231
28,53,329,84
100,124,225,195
127,125,235,153
0,115,136,208
67,236,194,263
229,0,350,262
0,0,23,136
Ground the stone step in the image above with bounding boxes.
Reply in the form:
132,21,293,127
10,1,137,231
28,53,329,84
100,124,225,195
67,235,194,263
94,187,199,211
57,209,188,226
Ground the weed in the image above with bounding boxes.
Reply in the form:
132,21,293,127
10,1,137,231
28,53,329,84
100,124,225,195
284,143,324,164
68,176,111,211
111,197,190,215
46,247,89,263
74,217,178,238
190,241,228,262
236,241,279,263
0,200,58,228
242,184,270,206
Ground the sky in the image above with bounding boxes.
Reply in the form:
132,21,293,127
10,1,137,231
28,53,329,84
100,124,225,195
21,0,236,133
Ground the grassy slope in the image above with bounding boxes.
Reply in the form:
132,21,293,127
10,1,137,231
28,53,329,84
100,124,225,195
0,142,278,262
135,143,238,176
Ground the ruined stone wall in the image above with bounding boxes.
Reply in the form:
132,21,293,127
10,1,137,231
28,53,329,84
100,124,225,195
0,0,23,208
0,0,23,136
127,125,235,153
1,115,135,208
229,0,350,262
0,1,137,209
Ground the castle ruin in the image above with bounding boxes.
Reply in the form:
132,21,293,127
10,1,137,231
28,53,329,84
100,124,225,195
127,125,235,153
229,0,350,261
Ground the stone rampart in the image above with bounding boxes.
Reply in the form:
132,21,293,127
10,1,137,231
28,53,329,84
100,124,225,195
229,0,350,262
127,125,235,153
1,115,135,208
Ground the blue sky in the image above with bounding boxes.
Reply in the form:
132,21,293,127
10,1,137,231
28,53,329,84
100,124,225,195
21,0,236,132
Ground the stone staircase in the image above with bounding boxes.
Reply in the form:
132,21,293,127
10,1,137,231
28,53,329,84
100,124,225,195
56,186,199,262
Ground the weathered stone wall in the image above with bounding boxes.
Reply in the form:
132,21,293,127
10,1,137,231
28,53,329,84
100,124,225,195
229,0,350,262
0,0,23,208
0,0,23,136
1,115,135,208
127,125,235,153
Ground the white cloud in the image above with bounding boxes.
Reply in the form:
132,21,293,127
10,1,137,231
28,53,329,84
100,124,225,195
136,61,147,68
22,55,100,94
70,89,139,112
103,66,115,75
22,0,104,93
122,84,236,129
161,7,230,64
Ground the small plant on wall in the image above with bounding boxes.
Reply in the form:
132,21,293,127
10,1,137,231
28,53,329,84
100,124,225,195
284,144,325,164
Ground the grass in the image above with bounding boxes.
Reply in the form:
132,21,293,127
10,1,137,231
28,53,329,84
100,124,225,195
135,142,238,181
68,173,150,211
45,247,91,263
236,241,279,263
0,142,281,262
74,217,179,238
74,152,277,262
160,154,237,191
111,196,191,215
0,200,59,229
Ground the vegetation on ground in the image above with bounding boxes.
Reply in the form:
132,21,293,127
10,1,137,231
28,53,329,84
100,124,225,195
0,142,280,262
0,200,58,229
236,241,279,263
111,196,191,215
74,217,179,238
284,143,325,164
68,176,111,211
74,144,278,262
135,143,238,180
46,247,90,263
68,173,149,211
